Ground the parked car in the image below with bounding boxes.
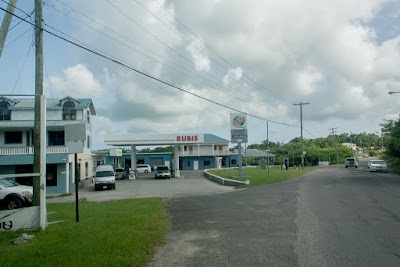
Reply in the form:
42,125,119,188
155,165,171,179
345,157,358,168
115,167,125,180
94,165,116,191
0,178,33,210
369,160,388,172
137,164,152,173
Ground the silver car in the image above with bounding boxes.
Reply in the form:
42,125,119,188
155,165,171,179
369,160,388,172
345,157,358,168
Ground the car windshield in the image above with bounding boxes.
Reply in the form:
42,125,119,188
115,169,123,173
372,160,385,164
157,166,169,171
0,178,17,188
96,171,114,177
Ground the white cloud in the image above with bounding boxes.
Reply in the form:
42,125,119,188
8,0,400,147
48,64,104,98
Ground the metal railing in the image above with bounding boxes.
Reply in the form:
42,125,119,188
0,146,68,155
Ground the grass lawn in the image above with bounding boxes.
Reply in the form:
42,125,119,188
0,198,170,267
209,167,313,187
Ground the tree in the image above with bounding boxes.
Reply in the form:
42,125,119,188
381,118,400,158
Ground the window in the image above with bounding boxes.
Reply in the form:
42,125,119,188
87,110,90,123
48,131,65,146
85,162,89,177
87,135,90,148
187,161,191,167
46,164,58,186
63,101,76,120
204,160,211,166
231,159,237,165
0,101,11,120
5,131,22,144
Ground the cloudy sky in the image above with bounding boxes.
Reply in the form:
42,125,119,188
1,0,400,149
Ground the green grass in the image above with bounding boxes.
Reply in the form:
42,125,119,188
382,155,400,175
0,198,170,267
209,167,313,187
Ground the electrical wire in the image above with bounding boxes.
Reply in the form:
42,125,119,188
3,25,32,49
10,36,34,94
46,0,287,115
152,0,285,101
0,5,302,129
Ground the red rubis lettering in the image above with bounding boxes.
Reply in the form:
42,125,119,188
182,136,187,141
194,136,198,141
176,136,181,141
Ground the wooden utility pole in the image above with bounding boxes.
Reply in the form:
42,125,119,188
329,127,339,165
0,0,17,57
293,102,309,168
33,0,44,206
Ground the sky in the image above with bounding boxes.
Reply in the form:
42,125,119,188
0,0,400,150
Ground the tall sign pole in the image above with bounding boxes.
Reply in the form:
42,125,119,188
0,0,17,57
293,102,309,168
230,113,247,177
33,0,46,229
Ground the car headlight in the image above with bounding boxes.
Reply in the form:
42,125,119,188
22,191,33,198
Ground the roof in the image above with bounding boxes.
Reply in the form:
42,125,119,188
0,120,88,128
104,133,229,146
3,97,96,115
204,134,229,143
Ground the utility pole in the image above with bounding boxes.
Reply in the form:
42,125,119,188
0,0,17,57
33,0,44,208
293,102,309,168
266,121,270,179
329,127,339,165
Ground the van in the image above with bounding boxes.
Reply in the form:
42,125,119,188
94,165,116,191
137,164,151,173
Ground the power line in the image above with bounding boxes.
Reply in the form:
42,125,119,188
0,5,301,129
4,25,32,48
46,0,287,116
10,36,34,94
152,0,285,101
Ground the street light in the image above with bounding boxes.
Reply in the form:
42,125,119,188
388,91,400,95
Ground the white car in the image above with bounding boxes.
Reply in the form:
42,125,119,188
137,164,151,173
369,160,388,172
0,178,33,210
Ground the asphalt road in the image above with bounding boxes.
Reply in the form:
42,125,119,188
150,163,400,267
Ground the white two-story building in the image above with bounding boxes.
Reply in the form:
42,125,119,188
0,96,96,195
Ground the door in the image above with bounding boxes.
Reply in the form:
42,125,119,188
193,160,199,170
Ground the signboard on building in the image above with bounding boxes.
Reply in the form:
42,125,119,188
65,123,86,143
175,134,204,143
230,113,247,143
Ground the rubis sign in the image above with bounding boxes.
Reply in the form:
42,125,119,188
230,113,248,143
175,135,203,143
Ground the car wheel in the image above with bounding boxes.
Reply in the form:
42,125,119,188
95,185,99,191
6,196,23,210
345,166,348,168
144,170,148,173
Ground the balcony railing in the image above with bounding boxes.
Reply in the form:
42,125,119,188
179,149,230,157
0,146,68,155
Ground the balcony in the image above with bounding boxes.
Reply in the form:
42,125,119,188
179,148,230,157
0,146,68,155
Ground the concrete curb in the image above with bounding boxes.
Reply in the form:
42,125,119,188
203,168,246,186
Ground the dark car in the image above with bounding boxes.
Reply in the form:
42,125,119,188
155,165,171,179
